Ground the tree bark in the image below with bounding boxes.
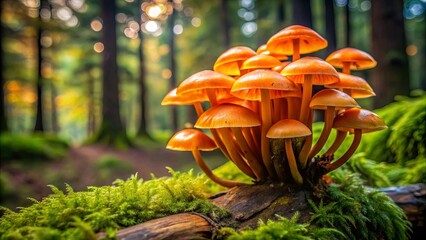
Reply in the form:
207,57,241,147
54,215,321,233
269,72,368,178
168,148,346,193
137,0,150,138
371,0,410,108
103,183,425,240
344,2,351,46
325,0,336,55
291,0,312,28
219,0,230,50
168,0,178,132
0,0,7,133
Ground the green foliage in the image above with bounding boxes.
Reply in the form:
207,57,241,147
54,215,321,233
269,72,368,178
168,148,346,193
311,171,411,240
219,213,343,240
0,134,70,162
0,169,228,239
359,93,426,164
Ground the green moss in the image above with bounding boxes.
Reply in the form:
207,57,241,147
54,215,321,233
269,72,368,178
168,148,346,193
0,134,69,162
0,169,228,239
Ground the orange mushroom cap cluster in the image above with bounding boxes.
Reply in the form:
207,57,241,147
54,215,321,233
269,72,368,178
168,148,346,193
163,25,386,188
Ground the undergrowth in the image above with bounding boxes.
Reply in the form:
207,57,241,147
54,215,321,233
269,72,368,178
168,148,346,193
0,169,228,239
0,133,69,162
217,170,411,240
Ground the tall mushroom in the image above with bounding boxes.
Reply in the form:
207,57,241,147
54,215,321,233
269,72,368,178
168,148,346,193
166,128,244,188
307,89,359,163
326,108,387,172
231,70,299,179
161,88,207,117
266,25,327,62
267,119,311,184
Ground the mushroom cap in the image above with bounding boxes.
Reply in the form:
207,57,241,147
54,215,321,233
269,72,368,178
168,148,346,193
272,61,291,73
214,46,257,76
240,54,282,70
267,119,311,139
333,108,387,133
281,56,339,85
325,73,375,99
166,128,218,151
161,88,208,105
325,47,377,70
176,70,235,99
257,44,289,61
266,25,328,55
309,89,359,110
231,69,301,101
195,103,261,129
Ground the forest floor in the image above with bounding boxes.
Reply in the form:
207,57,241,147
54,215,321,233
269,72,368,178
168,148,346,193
1,143,226,210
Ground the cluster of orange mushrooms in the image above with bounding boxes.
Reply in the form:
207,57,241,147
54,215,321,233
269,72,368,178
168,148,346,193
162,25,387,188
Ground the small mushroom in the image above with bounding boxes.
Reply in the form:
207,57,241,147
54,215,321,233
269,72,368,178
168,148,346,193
167,129,243,188
307,89,359,163
213,46,257,76
161,88,206,117
325,73,375,99
325,47,377,74
267,119,311,184
326,108,387,172
266,25,328,61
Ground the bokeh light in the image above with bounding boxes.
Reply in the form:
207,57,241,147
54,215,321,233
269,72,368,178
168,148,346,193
191,17,201,27
162,69,172,79
93,42,104,53
144,20,160,33
173,24,183,35
406,44,418,56
241,22,257,36
90,19,103,32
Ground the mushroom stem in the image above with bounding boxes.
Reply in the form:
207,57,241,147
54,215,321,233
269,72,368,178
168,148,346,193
242,127,261,159
273,98,286,124
210,130,231,160
284,139,303,185
193,102,204,117
218,128,256,179
308,106,335,159
342,62,351,75
323,130,348,157
299,75,313,125
260,89,277,178
287,97,300,120
206,88,218,106
327,129,362,172
298,110,313,168
292,39,301,61
232,127,267,180
192,149,244,188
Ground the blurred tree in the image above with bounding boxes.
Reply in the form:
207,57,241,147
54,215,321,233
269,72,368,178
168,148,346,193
0,0,7,133
168,0,178,132
292,0,312,28
34,0,48,132
344,0,351,46
371,0,410,108
136,0,150,138
325,0,336,54
220,0,231,49
93,0,129,146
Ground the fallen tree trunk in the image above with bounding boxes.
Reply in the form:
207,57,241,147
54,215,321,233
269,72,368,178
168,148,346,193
99,183,425,240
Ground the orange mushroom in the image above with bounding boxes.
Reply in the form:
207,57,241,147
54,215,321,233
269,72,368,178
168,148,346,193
325,73,375,99
256,44,289,61
266,25,327,61
161,88,207,117
166,129,243,188
231,70,299,178
240,54,282,71
326,108,387,172
307,89,359,163
325,47,377,74
213,46,257,76
267,119,311,184
195,103,265,180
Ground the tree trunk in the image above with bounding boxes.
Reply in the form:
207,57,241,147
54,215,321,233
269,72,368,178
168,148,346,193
168,0,178,132
344,2,351,46
34,0,46,132
50,82,59,133
325,0,337,55
99,183,425,240
371,0,410,108
94,0,128,145
291,0,312,28
0,0,7,133
137,0,150,138
219,0,230,50
87,69,96,136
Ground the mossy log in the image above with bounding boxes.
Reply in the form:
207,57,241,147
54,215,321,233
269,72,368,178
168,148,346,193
99,183,425,240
